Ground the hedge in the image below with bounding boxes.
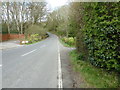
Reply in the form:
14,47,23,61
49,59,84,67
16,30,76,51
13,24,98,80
1,23,19,34
82,2,120,71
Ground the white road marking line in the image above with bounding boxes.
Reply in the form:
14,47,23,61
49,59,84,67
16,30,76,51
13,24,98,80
0,65,2,67
57,40,63,88
21,49,37,57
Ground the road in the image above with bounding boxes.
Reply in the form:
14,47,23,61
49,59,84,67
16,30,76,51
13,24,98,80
0,40,22,50
0,49,2,89
2,33,62,88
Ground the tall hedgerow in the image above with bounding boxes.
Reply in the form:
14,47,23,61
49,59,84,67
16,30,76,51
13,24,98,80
83,2,120,71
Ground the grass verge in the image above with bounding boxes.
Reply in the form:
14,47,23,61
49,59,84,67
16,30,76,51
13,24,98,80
69,50,119,88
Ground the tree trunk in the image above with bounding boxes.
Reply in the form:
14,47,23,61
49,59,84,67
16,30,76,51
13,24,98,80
7,2,10,34
21,23,23,34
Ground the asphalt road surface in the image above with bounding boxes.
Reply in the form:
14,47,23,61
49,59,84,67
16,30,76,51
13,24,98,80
0,49,2,89
2,33,62,88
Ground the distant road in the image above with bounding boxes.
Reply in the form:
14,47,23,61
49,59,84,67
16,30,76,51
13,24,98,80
3,33,62,88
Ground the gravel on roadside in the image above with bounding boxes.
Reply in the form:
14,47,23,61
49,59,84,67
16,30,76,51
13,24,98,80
59,42,88,88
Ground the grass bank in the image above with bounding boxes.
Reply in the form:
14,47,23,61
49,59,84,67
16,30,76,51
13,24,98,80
69,50,119,88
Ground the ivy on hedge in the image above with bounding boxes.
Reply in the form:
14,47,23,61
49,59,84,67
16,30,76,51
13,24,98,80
83,2,120,71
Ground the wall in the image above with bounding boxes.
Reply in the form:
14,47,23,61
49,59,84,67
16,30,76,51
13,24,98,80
0,34,25,41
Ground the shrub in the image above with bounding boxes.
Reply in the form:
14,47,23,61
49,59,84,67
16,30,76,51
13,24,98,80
82,2,120,71
1,23,8,34
27,34,41,43
62,37,75,46
25,24,47,39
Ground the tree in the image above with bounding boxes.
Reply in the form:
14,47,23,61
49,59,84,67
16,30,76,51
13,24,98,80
1,2,47,34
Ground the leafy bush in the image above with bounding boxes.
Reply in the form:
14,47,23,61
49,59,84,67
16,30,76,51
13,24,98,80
27,34,41,43
1,23,8,34
61,37,75,46
25,24,47,39
1,22,19,34
82,2,120,71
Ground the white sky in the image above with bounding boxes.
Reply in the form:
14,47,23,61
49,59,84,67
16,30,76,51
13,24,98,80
46,0,68,9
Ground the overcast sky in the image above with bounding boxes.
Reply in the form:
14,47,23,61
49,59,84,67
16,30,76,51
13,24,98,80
46,0,68,10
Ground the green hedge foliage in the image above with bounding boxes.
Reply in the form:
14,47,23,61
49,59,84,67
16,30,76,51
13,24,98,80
83,2,120,71
1,23,19,34
1,23,8,34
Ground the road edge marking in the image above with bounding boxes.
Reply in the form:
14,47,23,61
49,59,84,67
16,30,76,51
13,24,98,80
57,39,63,88
21,49,37,57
